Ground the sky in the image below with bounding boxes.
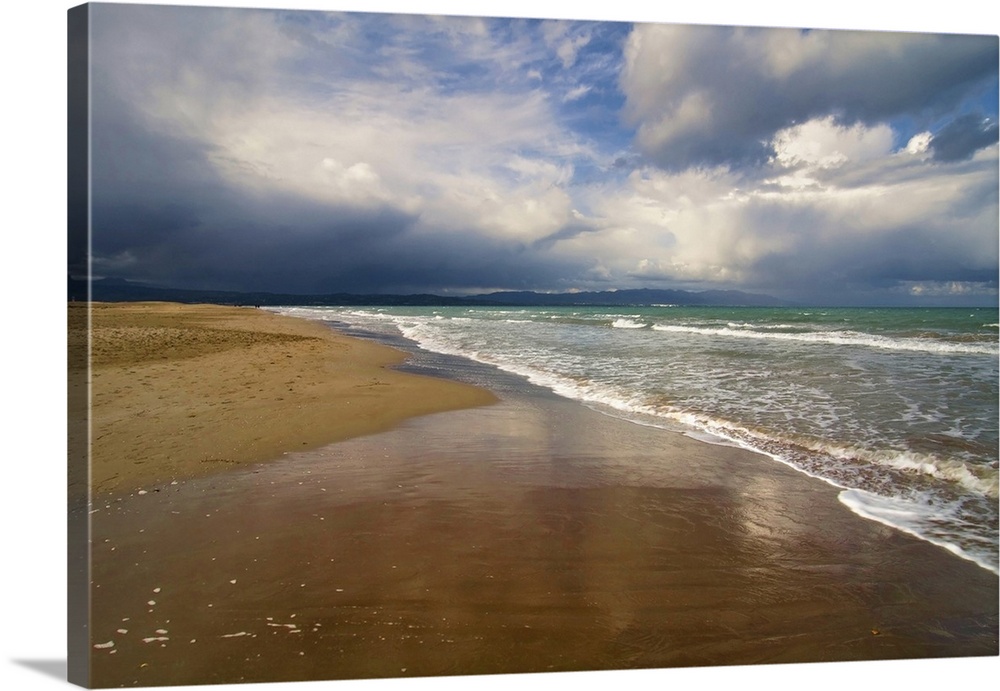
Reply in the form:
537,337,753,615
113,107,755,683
78,1,1000,305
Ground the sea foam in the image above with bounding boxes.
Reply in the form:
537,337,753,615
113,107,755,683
650,323,998,355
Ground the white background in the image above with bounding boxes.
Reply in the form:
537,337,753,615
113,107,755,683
2,1,997,690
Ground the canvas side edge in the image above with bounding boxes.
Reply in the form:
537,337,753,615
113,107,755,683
67,3,92,688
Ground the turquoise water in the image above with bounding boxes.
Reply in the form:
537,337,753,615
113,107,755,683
275,305,999,573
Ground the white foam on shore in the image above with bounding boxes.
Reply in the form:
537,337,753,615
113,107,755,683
650,323,998,355
389,313,998,497
276,305,999,575
839,489,999,575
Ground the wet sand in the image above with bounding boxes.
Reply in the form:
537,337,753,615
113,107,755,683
85,320,999,687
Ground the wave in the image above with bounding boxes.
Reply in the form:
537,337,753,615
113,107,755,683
650,323,998,355
611,318,648,329
726,321,800,330
787,436,998,499
839,490,999,574
653,407,998,498
274,305,999,574
390,315,997,497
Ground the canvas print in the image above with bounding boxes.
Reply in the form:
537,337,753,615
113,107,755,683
68,2,999,688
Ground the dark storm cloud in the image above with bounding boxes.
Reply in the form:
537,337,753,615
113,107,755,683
92,191,423,294
930,114,1000,162
87,74,419,292
620,25,999,170
531,219,604,251
87,67,235,242
317,229,597,294
738,210,999,305
87,69,591,295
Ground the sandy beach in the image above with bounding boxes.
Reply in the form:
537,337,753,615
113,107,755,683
75,302,496,496
77,303,998,688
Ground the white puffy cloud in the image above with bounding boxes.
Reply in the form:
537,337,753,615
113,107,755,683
905,132,933,156
554,117,998,299
771,117,894,169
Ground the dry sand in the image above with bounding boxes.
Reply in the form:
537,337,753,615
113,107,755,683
75,302,998,688
74,302,496,495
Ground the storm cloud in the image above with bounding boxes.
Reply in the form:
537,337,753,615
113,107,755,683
930,113,1000,162
83,3,999,305
619,24,999,170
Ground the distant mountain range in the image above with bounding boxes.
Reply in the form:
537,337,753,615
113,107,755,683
70,276,792,308
474,288,791,307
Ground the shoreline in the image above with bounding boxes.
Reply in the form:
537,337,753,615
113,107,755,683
88,377,998,687
81,302,998,687
279,306,1000,577
79,301,497,496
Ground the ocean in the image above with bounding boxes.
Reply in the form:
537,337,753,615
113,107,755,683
272,304,999,574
